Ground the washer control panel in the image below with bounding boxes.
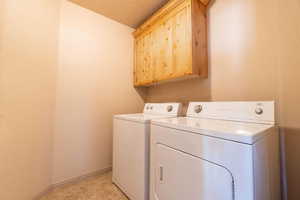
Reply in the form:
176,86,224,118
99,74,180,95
144,103,181,116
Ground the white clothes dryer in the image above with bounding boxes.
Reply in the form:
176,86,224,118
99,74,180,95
150,101,280,200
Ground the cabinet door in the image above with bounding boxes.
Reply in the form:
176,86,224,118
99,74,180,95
151,17,174,81
152,2,192,82
172,2,192,77
154,144,234,200
134,32,153,86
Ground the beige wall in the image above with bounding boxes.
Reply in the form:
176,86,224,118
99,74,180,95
209,0,279,102
0,0,60,199
147,0,300,199
0,0,146,196
52,1,145,184
148,0,279,103
278,1,300,200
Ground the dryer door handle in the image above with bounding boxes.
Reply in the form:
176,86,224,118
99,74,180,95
159,166,164,182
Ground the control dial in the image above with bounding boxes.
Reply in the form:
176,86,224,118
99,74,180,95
167,105,173,112
255,107,264,115
194,105,203,113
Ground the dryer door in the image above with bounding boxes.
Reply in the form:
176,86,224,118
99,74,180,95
154,144,234,200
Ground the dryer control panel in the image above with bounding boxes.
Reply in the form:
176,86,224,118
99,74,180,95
187,101,275,124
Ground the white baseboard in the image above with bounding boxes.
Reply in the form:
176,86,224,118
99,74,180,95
33,166,112,200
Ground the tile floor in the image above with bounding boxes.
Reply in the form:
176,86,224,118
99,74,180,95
40,172,128,200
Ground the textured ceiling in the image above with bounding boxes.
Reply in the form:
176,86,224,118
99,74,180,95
69,0,169,28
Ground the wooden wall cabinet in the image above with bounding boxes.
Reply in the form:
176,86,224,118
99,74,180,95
133,0,210,86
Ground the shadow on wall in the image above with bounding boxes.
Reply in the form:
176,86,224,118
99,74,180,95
134,87,148,102
146,77,212,112
282,128,300,200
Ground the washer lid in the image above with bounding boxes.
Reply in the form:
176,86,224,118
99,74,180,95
151,117,274,144
114,113,178,124
114,103,182,123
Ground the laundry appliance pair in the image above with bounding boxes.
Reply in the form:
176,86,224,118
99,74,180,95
112,102,280,200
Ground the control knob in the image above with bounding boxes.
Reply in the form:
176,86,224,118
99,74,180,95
194,105,203,113
255,107,264,115
167,105,173,112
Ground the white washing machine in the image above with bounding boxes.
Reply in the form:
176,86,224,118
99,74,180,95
113,103,182,200
150,102,280,200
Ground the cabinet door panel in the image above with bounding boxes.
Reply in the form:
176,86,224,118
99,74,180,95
152,18,174,82
135,32,153,85
134,38,143,85
153,4,192,82
172,5,192,77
